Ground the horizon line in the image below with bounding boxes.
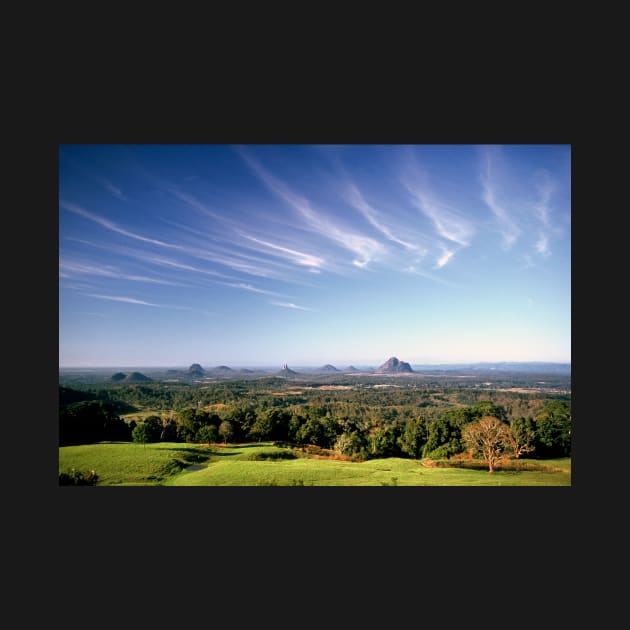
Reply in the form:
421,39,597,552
59,359,571,370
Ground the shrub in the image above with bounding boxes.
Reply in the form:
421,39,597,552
247,450,297,461
380,476,399,486
59,468,99,486
424,442,462,459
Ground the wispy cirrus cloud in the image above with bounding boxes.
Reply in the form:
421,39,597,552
344,182,421,251
480,149,521,249
65,234,287,284
398,159,474,273
222,282,288,297
164,186,225,222
237,149,386,268
239,233,325,270
83,293,192,310
60,260,185,286
270,301,312,311
401,169,474,248
401,265,460,288
99,179,127,201
149,220,295,280
534,170,555,228
61,201,183,250
135,254,234,280
535,234,550,257
192,249,289,280
532,169,557,257
59,280,94,291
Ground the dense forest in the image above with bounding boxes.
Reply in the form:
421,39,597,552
59,375,571,461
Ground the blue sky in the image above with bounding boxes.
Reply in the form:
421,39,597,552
59,144,571,368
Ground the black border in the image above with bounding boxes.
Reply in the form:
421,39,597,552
33,85,586,587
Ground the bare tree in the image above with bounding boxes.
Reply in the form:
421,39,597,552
462,416,513,473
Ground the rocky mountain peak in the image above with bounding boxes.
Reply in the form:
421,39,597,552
376,356,413,373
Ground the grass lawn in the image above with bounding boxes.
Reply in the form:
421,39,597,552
59,442,571,486
165,444,571,487
59,441,213,486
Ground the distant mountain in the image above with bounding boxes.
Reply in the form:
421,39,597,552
410,362,571,374
346,366,360,372
124,372,152,382
376,357,414,374
470,362,571,374
278,363,299,376
212,365,233,373
188,363,205,377
319,364,340,373
111,372,126,382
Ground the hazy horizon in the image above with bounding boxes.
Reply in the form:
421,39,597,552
60,144,570,367
59,358,572,370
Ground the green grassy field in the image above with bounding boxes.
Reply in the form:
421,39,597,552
58,441,212,486
59,442,571,486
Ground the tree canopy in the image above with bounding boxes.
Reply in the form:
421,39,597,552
461,416,513,473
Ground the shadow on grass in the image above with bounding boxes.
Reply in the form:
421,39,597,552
158,446,216,456
227,442,276,449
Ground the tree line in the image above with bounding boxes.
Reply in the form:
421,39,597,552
59,387,571,465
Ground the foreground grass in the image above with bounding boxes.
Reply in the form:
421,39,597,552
166,444,571,486
59,442,571,486
58,442,213,486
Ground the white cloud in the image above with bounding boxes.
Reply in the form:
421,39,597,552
83,293,191,310
133,254,233,279
223,282,287,297
533,170,555,228
164,186,224,222
238,149,385,268
84,293,162,306
345,182,420,251
531,169,558,258
535,233,551,257
101,179,126,201
435,247,455,269
402,176,474,247
480,150,521,249
270,301,312,311
240,234,325,270
61,201,183,250
59,259,185,285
